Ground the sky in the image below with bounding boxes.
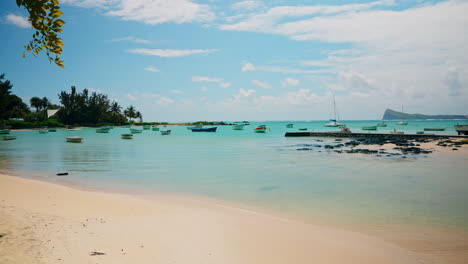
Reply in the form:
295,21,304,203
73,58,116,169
1,0,467,122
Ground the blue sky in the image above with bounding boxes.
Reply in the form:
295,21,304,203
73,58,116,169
1,0,467,121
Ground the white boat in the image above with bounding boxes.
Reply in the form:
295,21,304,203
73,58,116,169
38,129,48,134
66,136,83,143
151,125,160,131
232,124,245,130
396,121,408,125
324,94,345,127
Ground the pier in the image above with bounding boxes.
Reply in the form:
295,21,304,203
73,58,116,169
285,131,468,139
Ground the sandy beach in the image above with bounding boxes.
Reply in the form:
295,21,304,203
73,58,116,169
0,173,428,264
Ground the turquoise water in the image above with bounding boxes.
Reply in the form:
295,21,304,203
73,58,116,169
1,120,468,230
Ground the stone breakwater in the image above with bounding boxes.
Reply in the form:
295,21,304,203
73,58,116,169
288,136,467,158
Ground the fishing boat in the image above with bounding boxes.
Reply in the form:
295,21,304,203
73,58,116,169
143,125,151,130
96,127,111,133
298,128,308,131
362,126,378,131
191,127,217,132
423,128,446,131
232,124,245,130
254,125,268,133
38,129,48,134
286,124,293,128
2,135,16,140
151,125,160,131
130,128,143,134
160,130,171,135
48,128,57,132
324,94,345,127
121,133,133,139
187,124,203,130
396,121,408,125
377,121,387,127
66,136,83,143
0,129,11,134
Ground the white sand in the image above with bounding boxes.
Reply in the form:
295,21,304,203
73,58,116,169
0,174,425,264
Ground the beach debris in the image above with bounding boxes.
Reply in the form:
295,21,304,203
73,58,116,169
89,251,106,256
56,172,68,176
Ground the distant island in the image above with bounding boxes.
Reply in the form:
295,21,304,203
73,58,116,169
383,109,468,120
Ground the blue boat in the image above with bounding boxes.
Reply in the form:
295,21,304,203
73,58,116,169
191,127,217,132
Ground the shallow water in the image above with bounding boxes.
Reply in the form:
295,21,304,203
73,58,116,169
1,120,467,230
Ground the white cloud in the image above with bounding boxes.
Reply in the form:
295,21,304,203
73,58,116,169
171,89,184,94
111,36,152,44
281,78,300,87
125,94,138,101
127,48,219,57
220,82,232,88
155,96,174,106
5,14,31,28
252,80,271,89
241,62,256,72
87,88,102,93
144,65,160,72
61,0,110,8
220,0,395,32
201,87,209,92
231,1,264,11
106,0,215,25
192,76,223,82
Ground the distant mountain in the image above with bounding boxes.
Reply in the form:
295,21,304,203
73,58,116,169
383,109,467,120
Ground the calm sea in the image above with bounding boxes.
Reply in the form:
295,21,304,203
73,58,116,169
1,120,467,231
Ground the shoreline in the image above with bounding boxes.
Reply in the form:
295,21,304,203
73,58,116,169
1,173,426,264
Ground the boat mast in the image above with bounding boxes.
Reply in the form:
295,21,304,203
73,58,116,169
333,94,337,121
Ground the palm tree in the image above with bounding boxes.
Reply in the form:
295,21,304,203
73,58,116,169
124,105,136,122
136,111,143,122
30,97,43,112
41,97,51,110
110,101,121,114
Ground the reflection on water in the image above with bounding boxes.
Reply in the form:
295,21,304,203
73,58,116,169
1,121,467,230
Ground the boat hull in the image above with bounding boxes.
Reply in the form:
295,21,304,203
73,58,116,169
232,124,245,130
2,135,16,140
423,128,446,131
66,136,83,143
121,134,133,139
160,130,171,135
362,126,378,131
191,127,217,132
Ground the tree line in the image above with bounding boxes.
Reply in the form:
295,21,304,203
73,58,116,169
1,73,142,126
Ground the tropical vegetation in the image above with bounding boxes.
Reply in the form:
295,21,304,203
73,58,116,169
1,73,143,128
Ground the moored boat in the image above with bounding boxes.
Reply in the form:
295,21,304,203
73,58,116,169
130,128,143,134
38,129,48,134
362,126,378,131
396,121,408,125
66,136,83,143
121,133,133,139
0,129,11,134
254,125,268,133
286,124,293,128
143,125,151,130
2,135,16,140
324,94,345,127
48,128,57,132
377,121,387,127
191,127,217,132
298,128,308,131
187,124,203,130
160,130,171,135
232,124,245,130
96,127,111,133
151,125,160,131
423,128,446,131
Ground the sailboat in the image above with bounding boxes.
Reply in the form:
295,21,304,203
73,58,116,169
324,94,345,127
